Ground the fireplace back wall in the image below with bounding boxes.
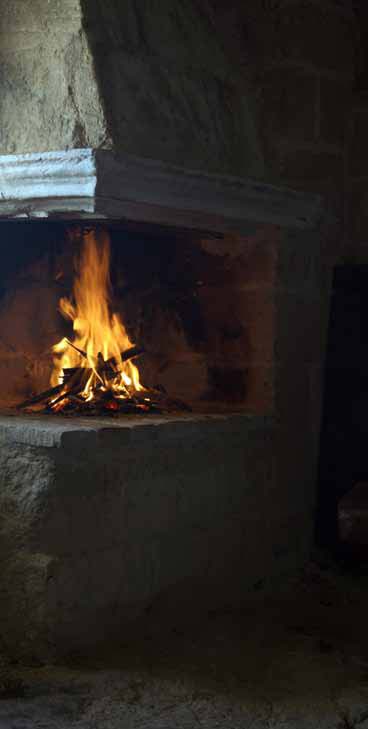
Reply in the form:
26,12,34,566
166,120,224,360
0,220,275,414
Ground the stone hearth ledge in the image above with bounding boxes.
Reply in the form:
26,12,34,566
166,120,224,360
0,148,324,232
0,412,272,449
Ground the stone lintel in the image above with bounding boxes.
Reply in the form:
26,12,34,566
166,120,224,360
0,148,325,232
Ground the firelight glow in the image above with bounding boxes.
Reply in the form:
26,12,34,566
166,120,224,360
50,229,143,408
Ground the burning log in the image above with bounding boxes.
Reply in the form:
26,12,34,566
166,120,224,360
62,367,85,384
121,345,145,362
17,384,64,410
18,367,92,411
18,374,191,416
49,368,92,409
64,339,88,360
18,349,191,416
61,345,144,377
99,345,145,372
61,351,143,387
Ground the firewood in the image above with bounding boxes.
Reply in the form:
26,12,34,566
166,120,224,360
65,339,88,360
121,345,145,362
17,384,64,410
97,352,105,369
50,368,92,407
103,345,145,370
18,343,191,416
62,367,85,383
62,345,144,381
18,365,92,411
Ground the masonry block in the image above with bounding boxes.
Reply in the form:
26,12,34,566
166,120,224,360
350,107,368,177
0,414,287,661
320,77,352,148
252,2,355,74
258,67,317,144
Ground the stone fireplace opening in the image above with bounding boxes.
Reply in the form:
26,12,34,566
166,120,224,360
0,218,274,418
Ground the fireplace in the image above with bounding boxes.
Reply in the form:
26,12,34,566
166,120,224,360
0,148,328,660
0,149,323,416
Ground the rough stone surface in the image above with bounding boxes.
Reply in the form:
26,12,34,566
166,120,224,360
347,104,368,258
257,67,318,145
350,177,368,250
1,560,368,728
0,413,288,661
350,107,368,177
320,77,352,147
0,0,357,255
272,231,332,563
242,0,356,74
79,0,264,177
0,0,358,268
0,0,264,179
0,0,109,154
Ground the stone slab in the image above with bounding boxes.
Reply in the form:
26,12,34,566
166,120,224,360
0,411,288,661
0,411,271,448
0,148,325,231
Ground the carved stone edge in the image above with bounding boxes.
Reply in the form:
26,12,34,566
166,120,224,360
0,148,326,231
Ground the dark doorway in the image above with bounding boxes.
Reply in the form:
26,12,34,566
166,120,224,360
317,264,368,548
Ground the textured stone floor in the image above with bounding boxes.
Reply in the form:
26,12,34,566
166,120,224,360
2,558,368,728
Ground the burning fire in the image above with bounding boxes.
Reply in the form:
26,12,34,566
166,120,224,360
18,226,189,416
50,228,144,410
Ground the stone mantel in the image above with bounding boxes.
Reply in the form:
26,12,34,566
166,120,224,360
0,148,324,233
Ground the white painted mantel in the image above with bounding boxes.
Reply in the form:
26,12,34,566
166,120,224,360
0,148,324,233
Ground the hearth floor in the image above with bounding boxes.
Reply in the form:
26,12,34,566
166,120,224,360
1,557,368,729
0,411,269,447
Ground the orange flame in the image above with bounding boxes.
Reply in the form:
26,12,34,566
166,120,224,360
51,229,143,401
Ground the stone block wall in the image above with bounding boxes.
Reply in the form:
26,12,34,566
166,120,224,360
346,103,368,260
0,0,358,216
211,0,356,259
274,229,333,552
0,0,109,153
0,0,265,177
80,0,265,177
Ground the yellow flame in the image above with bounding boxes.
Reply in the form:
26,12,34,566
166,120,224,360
51,229,143,400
